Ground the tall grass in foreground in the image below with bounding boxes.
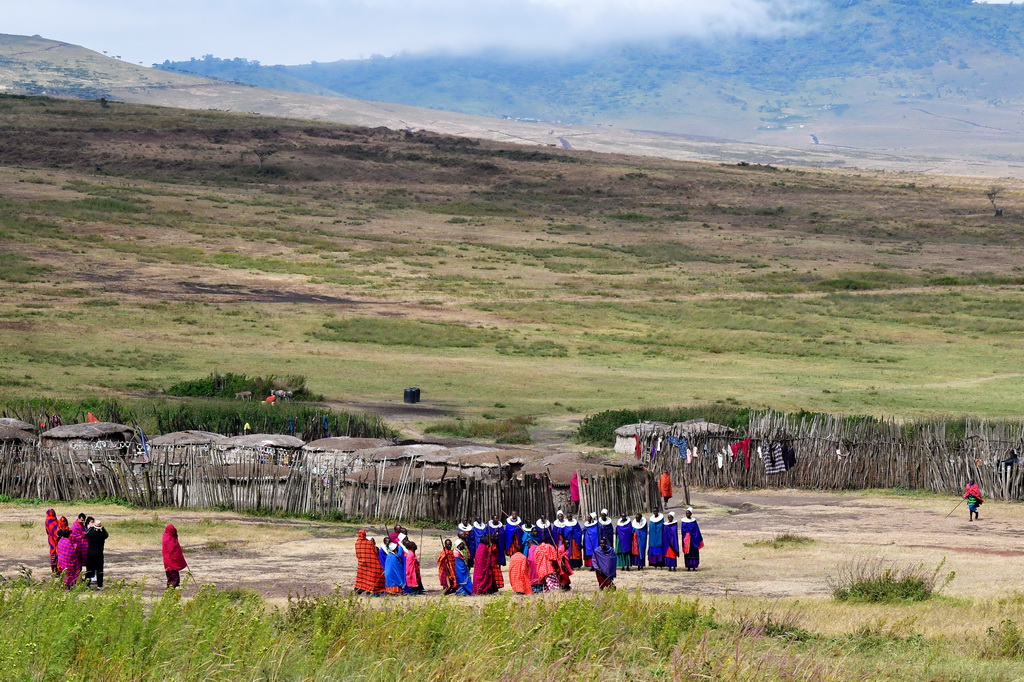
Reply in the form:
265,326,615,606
829,558,955,603
1,582,1024,680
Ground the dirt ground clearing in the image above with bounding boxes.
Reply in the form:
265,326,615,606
2,489,1020,618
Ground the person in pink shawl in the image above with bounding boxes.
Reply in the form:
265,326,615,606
71,516,89,567
472,535,498,595
55,528,79,589
403,540,425,595
162,524,188,588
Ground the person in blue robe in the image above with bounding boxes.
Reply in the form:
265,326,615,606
487,516,507,565
583,512,600,568
520,522,537,547
680,508,704,571
383,540,406,593
469,518,488,563
663,512,681,572
597,509,615,549
615,514,633,570
552,511,567,547
454,540,473,595
535,515,555,545
563,512,584,569
503,512,523,558
457,519,475,568
647,512,665,567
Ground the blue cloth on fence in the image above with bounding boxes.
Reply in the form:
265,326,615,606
666,436,690,460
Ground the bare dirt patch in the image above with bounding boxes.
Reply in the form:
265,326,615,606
2,488,1021,605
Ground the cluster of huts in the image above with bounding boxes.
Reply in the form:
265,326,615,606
0,418,656,517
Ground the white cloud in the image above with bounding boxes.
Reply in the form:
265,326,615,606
1,0,819,65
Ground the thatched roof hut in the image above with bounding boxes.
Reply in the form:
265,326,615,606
357,444,447,465
347,465,449,487
217,434,305,465
40,422,135,451
519,452,624,485
422,448,543,478
302,437,392,453
149,430,226,447
0,418,36,433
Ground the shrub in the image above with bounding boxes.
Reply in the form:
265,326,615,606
424,416,535,444
829,558,954,603
984,619,1024,659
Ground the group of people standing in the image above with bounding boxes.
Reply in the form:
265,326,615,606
44,509,107,589
44,511,189,589
352,507,706,597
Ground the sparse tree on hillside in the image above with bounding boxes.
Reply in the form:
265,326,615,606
986,185,1005,217
243,146,280,170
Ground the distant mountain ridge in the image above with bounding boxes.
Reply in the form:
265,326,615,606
155,0,1024,153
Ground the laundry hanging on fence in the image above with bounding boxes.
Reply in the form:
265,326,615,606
635,435,641,459
781,442,797,470
666,436,690,462
764,442,787,475
730,438,752,469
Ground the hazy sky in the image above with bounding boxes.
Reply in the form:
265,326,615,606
5,0,818,66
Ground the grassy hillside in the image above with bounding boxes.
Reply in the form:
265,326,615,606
0,95,1022,426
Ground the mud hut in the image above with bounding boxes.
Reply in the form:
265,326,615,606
217,434,305,466
40,422,136,455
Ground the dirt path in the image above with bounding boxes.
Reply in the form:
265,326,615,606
3,489,1020,604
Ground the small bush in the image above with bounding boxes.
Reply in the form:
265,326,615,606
745,533,815,549
984,619,1024,659
829,558,954,603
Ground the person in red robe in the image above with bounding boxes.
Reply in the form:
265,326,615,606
162,524,188,588
354,529,386,595
438,539,458,595
44,509,60,575
472,535,498,595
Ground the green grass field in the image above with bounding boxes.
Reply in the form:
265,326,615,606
1,93,1022,429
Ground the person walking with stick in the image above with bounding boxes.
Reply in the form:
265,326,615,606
964,480,983,522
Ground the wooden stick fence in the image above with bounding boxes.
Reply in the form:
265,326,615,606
0,442,559,523
641,411,1024,500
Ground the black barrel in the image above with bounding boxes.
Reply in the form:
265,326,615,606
403,387,421,404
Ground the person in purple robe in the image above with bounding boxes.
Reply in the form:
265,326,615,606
680,507,704,571
592,537,617,590
631,514,648,570
487,515,507,565
615,514,633,570
663,511,681,572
